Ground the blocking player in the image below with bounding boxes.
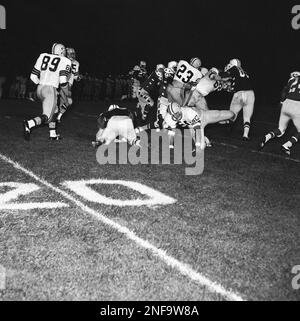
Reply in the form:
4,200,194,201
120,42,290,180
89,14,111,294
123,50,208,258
92,104,141,148
23,43,72,141
129,60,148,99
56,47,80,123
259,71,300,156
190,57,208,77
222,58,255,141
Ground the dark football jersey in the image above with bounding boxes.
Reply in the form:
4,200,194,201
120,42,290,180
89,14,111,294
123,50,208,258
282,77,300,102
222,66,253,92
142,71,162,93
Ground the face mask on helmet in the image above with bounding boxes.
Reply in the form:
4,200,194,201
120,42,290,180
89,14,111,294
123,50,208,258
168,61,178,72
290,71,300,79
52,43,66,57
164,68,175,78
225,59,241,71
209,68,219,79
168,102,182,121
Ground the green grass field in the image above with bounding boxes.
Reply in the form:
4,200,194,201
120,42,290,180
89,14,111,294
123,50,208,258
0,99,299,301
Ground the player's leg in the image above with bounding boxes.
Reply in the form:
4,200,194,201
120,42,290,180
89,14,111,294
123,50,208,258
229,92,243,121
163,113,177,149
259,103,290,149
137,89,154,121
156,97,169,130
121,118,141,146
242,91,255,140
23,85,50,141
188,91,208,111
202,110,235,128
281,102,300,155
43,87,61,140
57,85,72,123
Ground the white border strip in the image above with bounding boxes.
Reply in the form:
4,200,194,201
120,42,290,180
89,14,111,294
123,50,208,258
0,152,244,301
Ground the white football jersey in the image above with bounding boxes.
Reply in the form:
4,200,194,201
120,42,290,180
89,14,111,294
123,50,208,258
179,107,202,127
173,60,203,84
31,53,71,88
195,70,221,96
69,60,80,86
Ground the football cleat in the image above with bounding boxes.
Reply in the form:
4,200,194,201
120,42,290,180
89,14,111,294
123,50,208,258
242,136,250,142
281,145,291,156
49,135,62,141
258,137,268,149
23,120,31,141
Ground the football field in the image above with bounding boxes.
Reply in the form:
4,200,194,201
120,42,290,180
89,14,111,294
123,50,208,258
0,99,299,301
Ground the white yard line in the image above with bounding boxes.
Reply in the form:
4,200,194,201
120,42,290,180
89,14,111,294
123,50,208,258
215,142,300,163
0,152,245,301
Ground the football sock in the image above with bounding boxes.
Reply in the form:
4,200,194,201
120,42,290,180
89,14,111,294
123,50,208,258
282,133,299,149
49,121,57,138
243,122,250,137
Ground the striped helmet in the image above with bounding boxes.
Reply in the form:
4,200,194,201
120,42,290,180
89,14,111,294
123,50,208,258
190,57,202,69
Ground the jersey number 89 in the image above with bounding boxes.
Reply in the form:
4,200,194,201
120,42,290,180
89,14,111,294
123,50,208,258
41,55,61,72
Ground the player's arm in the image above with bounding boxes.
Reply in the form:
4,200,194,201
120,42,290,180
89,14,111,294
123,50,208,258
74,61,81,81
59,60,72,105
281,80,292,102
30,54,42,85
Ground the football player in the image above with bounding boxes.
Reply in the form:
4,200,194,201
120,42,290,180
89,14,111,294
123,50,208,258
129,60,148,99
23,43,72,141
259,71,300,156
56,47,80,123
190,57,208,77
92,104,141,148
137,63,165,121
165,101,235,150
222,58,255,141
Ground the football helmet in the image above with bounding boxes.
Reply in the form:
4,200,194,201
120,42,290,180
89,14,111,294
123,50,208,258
156,64,165,71
52,43,66,57
140,61,147,68
168,61,178,72
133,65,141,72
210,67,220,75
66,47,76,60
108,104,119,111
290,71,300,79
225,58,241,71
190,57,202,69
164,68,175,78
201,67,209,76
168,102,182,121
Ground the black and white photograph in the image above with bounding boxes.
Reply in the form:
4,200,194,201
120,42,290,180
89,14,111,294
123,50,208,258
0,0,299,304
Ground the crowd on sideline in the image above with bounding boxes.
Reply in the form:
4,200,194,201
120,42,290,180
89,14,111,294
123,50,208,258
0,73,134,102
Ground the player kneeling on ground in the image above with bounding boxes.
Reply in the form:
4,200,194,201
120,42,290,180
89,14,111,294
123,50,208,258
23,43,72,141
259,71,300,156
92,104,141,148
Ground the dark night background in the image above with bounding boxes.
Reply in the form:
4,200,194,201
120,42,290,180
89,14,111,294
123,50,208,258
0,0,299,103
